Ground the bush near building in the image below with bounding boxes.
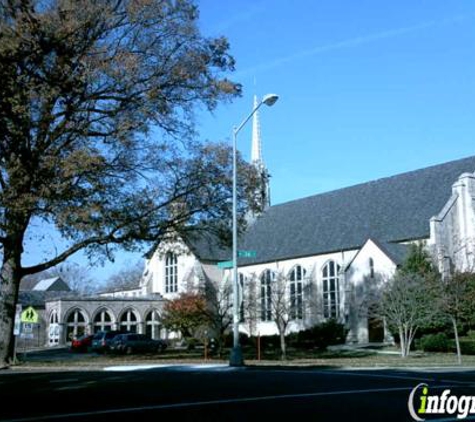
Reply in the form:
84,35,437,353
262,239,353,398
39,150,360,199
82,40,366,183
287,320,348,351
417,333,452,353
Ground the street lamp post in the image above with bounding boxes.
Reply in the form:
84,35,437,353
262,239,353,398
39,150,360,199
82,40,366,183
229,94,279,367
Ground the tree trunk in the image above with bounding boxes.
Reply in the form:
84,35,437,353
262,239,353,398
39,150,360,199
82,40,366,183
399,327,407,358
0,255,22,367
279,329,286,361
451,316,462,365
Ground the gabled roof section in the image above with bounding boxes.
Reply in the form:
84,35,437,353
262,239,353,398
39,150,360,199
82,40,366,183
186,231,231,262
380,242,410,266
344,238,409,271
239,155,475,265
32,276,70,292
20,276,71,292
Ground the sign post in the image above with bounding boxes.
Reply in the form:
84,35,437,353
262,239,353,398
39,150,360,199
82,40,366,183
13,304,22,364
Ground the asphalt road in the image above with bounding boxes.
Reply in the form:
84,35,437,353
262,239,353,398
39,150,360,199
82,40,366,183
1,364,475,421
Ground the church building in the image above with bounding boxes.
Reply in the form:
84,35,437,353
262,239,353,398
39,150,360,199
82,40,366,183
139,97,475,344
45,96,475,346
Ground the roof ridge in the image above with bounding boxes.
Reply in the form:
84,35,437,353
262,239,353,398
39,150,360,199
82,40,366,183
271,155,475,208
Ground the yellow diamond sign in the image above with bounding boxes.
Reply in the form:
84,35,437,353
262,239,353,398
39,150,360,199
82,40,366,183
21,306,38,324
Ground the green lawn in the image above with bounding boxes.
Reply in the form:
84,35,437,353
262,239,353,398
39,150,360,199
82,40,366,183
12,345,475,369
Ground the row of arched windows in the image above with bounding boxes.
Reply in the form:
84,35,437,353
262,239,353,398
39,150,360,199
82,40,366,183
50,308,163,342
241,261,342,323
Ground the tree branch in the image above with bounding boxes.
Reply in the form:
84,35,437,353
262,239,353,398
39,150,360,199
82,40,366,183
21,234,115,276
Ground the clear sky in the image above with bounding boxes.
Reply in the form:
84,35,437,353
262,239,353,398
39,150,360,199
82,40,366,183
198,0,475,204
23,0,475,284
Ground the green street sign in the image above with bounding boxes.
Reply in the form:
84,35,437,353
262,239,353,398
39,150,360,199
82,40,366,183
238,250,257,258
21,306,38,324
217,260,234,269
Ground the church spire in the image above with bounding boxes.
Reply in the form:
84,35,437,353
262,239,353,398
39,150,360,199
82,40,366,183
251,95,262,164
249,94,271,214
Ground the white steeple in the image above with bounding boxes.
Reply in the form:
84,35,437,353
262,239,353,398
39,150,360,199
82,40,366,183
251,95,262,164
248,94,271,214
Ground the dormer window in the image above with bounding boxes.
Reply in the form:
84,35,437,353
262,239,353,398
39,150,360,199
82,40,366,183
165,252,178,293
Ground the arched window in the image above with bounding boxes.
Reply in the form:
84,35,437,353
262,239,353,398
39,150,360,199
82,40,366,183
260,270,275,321
369,258,375,279
120,309,139,333
322,261,341,319
65,308,87,341
49,309,60,345
165,252,178,293
93,309,113,333
145,309,161,339
289,265,306,320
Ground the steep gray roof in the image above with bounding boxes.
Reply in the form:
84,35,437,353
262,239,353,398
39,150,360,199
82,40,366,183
239,155,475,266
379,242,410,266
186,231,231,262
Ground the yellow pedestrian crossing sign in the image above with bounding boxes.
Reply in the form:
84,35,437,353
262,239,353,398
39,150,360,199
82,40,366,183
21,306,38,323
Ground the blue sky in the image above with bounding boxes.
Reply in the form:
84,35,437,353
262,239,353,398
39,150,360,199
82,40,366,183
198,0,475,204
24,0,475,284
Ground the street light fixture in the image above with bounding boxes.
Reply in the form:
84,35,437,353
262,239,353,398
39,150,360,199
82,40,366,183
229,93,279,367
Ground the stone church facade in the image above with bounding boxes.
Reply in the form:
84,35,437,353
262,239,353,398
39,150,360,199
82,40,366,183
43,98,475,346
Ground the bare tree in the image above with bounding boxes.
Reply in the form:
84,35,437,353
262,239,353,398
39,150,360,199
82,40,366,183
241,273,260,338
438,272,475,364
102,260,144,293
374,272,439,357
200,274,233,356
256,268,294,360
21,262,95,295
0,0,266,366
270,270,292,360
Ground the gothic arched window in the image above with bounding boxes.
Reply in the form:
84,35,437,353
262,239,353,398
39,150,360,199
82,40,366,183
49,309,60,345
145,309,161,339
65,308,87,341
165,252,178,293
120,309,139,333
289,265,305,320
260,269,275,321
93,309,114,333
322,261,341,319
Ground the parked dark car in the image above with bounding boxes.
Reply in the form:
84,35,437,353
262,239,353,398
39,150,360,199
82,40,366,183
91,330,122,353
70,334,94,353
110,334,167,354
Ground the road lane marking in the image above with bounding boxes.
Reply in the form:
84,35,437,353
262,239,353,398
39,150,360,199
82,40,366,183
49,378,79,383
1,384,455,421
54,386,85,391
103,363,230,372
